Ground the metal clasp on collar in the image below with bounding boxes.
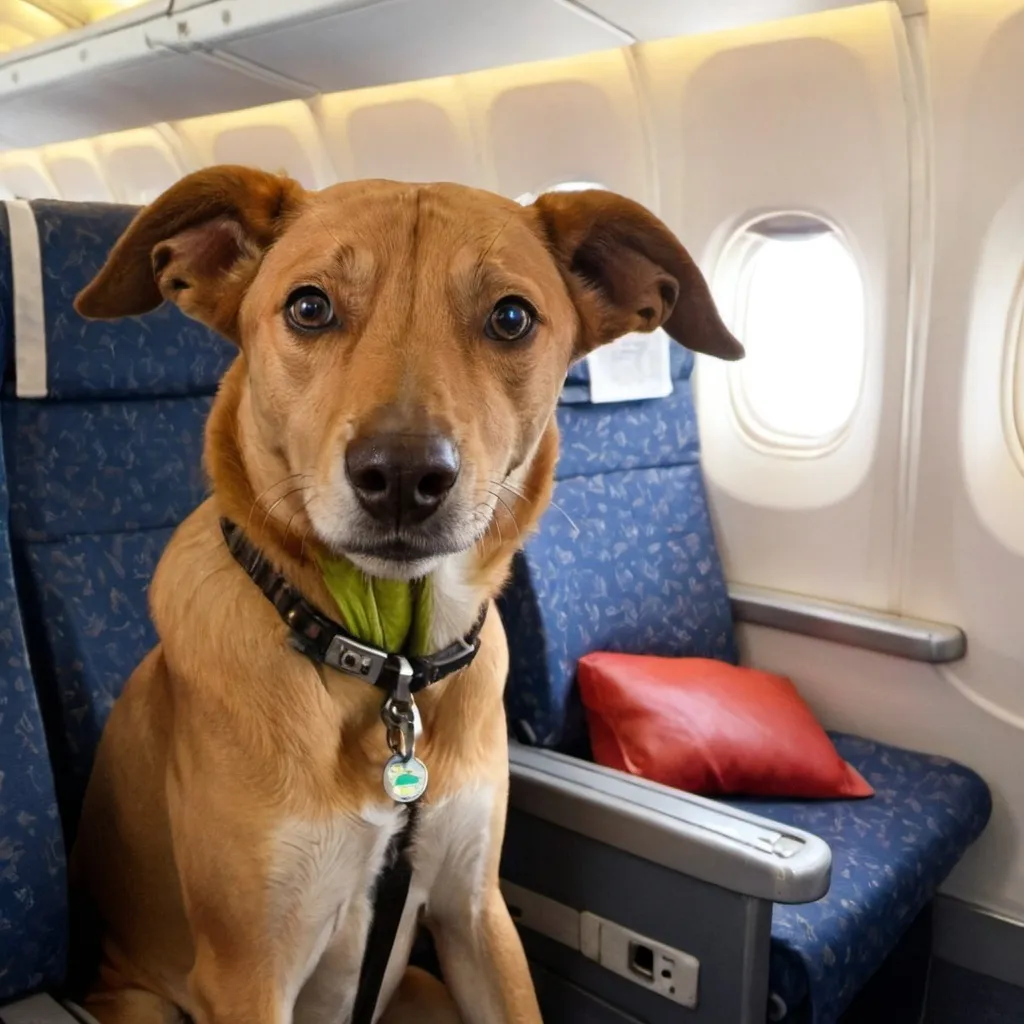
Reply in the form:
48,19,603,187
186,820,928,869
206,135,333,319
381,657,421,761
379,658,428,802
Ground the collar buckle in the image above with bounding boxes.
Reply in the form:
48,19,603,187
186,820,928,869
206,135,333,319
324,633,388,684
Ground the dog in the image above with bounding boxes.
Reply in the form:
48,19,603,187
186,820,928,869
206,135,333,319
68,166,743,1024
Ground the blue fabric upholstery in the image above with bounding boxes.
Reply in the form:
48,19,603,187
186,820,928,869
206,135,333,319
500,352,737,749
1,200,232,828
0,204,68,1002
731,734,992,1022
498,349,992,1023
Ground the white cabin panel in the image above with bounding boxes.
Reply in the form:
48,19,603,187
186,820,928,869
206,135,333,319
41,141,112,202
172,99,337,190
637,4,912,610
316,76,480,186
92,126,187,205
0,151,59,198
461,49,653,208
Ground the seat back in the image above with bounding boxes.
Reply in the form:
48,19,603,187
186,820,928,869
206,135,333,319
498,348,737,751
0,199,233,836
0,202,69,1002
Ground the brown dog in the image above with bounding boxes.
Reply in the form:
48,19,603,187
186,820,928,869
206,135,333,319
68,167,742,1024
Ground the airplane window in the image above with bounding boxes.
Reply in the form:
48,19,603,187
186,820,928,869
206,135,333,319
721,215,866,450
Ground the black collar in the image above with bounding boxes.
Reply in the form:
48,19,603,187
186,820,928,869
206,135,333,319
220,518,486,698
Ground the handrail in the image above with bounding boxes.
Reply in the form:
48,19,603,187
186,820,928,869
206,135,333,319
729,584,966,663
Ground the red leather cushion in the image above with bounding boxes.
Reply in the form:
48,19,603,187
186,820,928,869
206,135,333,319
577,653,873,799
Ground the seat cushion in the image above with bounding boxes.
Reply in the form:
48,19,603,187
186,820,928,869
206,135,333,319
726,733,993,1023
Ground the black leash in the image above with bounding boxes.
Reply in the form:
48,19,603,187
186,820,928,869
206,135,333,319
219,518,486,1022
350,802,420,1024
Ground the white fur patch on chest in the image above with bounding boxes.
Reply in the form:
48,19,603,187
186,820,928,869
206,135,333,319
270,784,496,1023
428,551,482,651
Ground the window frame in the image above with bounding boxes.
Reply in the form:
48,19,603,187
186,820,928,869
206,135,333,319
715,212,869,459
1004,266,1024,478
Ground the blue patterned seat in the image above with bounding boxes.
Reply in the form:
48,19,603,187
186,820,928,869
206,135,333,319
0,200,233,837
0,203,69,1005
497,351,992,1022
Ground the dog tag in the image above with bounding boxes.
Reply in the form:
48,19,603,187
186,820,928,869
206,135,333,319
383,754,429,803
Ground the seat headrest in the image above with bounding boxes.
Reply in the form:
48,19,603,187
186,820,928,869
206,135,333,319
561,343,693,405
1,200,234,401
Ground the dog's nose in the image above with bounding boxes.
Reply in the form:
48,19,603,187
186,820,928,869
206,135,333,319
345,432,461,526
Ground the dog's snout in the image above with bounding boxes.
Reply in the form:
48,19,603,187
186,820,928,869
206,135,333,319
345,432,460,526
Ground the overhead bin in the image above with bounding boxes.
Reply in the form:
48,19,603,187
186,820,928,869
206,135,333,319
0,0,925,152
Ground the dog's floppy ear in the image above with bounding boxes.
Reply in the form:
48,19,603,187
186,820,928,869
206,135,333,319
531,190,744,361
74,165,305,342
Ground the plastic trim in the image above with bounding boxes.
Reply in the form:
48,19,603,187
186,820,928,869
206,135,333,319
508,744,832,905
730,583,966,662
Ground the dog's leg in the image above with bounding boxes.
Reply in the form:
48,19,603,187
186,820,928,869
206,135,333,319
81,987,184,1023
378,967,463,1024
431,887,542,1024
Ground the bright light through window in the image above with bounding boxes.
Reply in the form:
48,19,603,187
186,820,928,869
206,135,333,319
725,218,866,448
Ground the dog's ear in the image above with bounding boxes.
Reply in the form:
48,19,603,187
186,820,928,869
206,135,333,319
531,190,744,361
74,165,305,342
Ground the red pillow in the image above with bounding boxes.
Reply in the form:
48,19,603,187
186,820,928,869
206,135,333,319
577,653,873,799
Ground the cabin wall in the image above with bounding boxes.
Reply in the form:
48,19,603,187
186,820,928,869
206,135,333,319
2,0,1023,932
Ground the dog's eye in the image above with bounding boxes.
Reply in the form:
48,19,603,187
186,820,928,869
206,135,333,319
485,298,536,343
285,287,336,332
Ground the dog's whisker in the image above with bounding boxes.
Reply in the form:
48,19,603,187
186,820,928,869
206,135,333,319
283,487,319,543
547,501,580,538
491,477,579,539
470,502,505,546
487,489,522,541
299,523,315,564
245,472,311,537
260,485,313,535
492,478,529,502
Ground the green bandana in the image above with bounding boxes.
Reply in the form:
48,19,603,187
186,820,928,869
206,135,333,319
319,557,432,657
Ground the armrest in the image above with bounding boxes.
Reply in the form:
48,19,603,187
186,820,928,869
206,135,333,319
508,743,831,905
729,583,966,663
1,995,89,1023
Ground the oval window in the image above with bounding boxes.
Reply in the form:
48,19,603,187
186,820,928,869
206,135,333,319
721,215,866,451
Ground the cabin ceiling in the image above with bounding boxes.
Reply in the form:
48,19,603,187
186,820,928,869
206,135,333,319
0,0,925,151
0,0,148,53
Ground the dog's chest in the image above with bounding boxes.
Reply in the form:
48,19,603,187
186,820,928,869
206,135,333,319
270,784,495,1020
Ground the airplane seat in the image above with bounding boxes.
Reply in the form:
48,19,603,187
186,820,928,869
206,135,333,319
0,203,76,1018
0,199,234,847
497,348,993,1023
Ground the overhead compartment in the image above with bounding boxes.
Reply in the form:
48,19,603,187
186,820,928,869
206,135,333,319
0,0,923,152
0,0,629,149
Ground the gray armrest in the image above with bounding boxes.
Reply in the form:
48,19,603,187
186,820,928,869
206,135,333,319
730,583,966,663
509,744,831,904
1,995,89,1023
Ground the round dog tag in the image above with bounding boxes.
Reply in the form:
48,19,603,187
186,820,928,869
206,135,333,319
383,755,428,803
